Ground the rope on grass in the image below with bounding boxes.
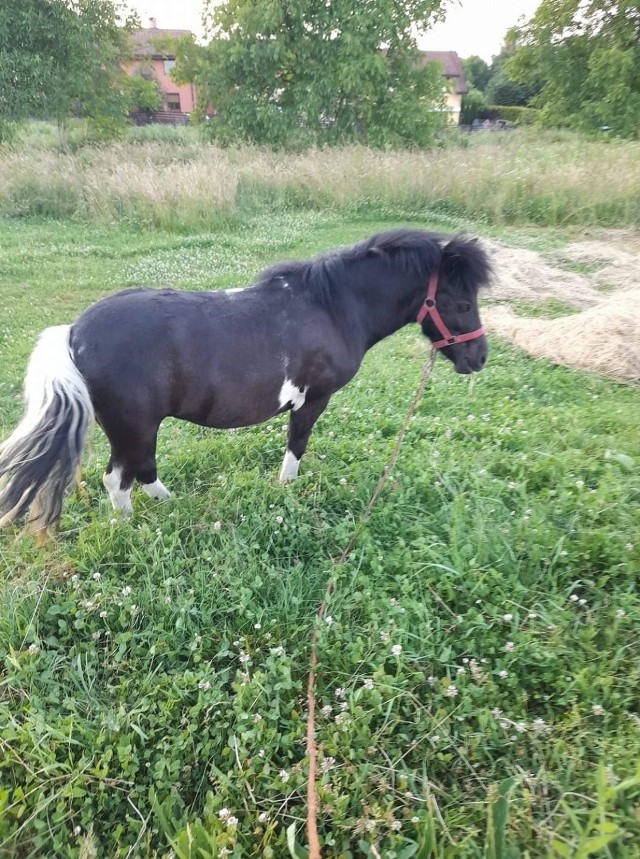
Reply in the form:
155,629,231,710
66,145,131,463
305,347,438,859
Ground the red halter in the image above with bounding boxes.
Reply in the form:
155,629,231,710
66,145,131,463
416,273,485,350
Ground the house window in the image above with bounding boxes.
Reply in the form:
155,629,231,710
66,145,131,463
166,94,181,111
164,59,176,74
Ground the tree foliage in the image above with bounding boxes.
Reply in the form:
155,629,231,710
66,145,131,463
184,0,454,147
461,55,491,92
0,0,138,135
506,0,640,137
460,88,487,125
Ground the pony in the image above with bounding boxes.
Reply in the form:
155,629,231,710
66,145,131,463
0,228,491,538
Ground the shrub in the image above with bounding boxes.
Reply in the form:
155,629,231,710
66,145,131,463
488,105,539,126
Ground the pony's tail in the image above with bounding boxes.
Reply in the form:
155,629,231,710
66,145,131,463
0,325,93,536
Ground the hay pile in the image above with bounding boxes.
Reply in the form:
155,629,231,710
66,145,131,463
484,237,640,384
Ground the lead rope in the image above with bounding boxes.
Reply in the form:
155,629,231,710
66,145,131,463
305,347,438,858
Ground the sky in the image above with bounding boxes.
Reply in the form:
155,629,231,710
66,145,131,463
128,0,541,62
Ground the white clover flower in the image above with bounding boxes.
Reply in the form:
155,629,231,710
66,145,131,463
470,660,483,680
532,718,548,733
575,480,584,488
379,631,390,643
505,641,515,652
456,667,466,675
335,687,346,699
324,615,334,626
339,478,347,485
227,816,238,828
218,808,231,821
270,645,285,656
498,670,509,679
445,684,458,697
363,678,374,690
253,713,263,723
279,769,290,783
213,521,222,531
122,586,132,597
73,825,82,836
592,704,605,716
198,680,211,691
391,820,402,831
258,812,269,823
569,594,579,602
427,675,436,686
391,644,402,657
321,705,333,717
491,708,503,717
515,722,527,733
28,643,40,655
275,516,284,525
502,613,513,622
92,572,101,581
321,757,336,772
616,609,626,618
239,651,251,665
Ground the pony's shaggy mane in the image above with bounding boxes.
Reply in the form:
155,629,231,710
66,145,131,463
257,229,492,306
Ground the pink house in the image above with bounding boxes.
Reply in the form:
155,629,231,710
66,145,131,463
125,19,197,117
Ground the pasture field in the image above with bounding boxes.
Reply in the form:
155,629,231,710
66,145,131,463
1,206,640,858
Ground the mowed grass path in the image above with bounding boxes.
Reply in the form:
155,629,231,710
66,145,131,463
1,214,639,858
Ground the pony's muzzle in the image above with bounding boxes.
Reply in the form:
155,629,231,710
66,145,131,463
449,335,489,374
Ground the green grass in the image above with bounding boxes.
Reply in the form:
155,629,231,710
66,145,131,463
1,213,639,858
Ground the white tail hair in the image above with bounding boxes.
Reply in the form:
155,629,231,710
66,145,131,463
0,326,94,534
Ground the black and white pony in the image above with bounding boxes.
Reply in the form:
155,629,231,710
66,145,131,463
0,229,491,537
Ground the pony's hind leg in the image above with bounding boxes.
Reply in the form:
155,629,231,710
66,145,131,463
101,420,167,515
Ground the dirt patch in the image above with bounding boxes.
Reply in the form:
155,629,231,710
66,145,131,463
483,233,640,383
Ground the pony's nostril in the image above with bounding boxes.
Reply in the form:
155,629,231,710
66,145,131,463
480,353,487,366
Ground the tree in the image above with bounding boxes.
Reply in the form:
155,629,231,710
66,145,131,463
485,68,539,107
460,88,487,125
0,0,138,137
461,55,491,93
181,0,454,147
506,0,640,137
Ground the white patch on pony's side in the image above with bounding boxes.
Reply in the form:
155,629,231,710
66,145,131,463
278,379,308,412
103,467,132,514
142,479,171,500
279,449,300,481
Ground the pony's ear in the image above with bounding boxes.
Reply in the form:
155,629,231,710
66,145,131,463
441,236,492,293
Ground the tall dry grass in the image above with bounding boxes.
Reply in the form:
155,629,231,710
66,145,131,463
1,128,639,229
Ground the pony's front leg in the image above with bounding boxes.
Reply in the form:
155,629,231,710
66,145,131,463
279,395,331,482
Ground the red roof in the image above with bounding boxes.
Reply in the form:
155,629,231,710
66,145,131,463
420,51,467,94
130,27,192,59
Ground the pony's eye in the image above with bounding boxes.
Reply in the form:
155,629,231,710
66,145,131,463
457,302,472,313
